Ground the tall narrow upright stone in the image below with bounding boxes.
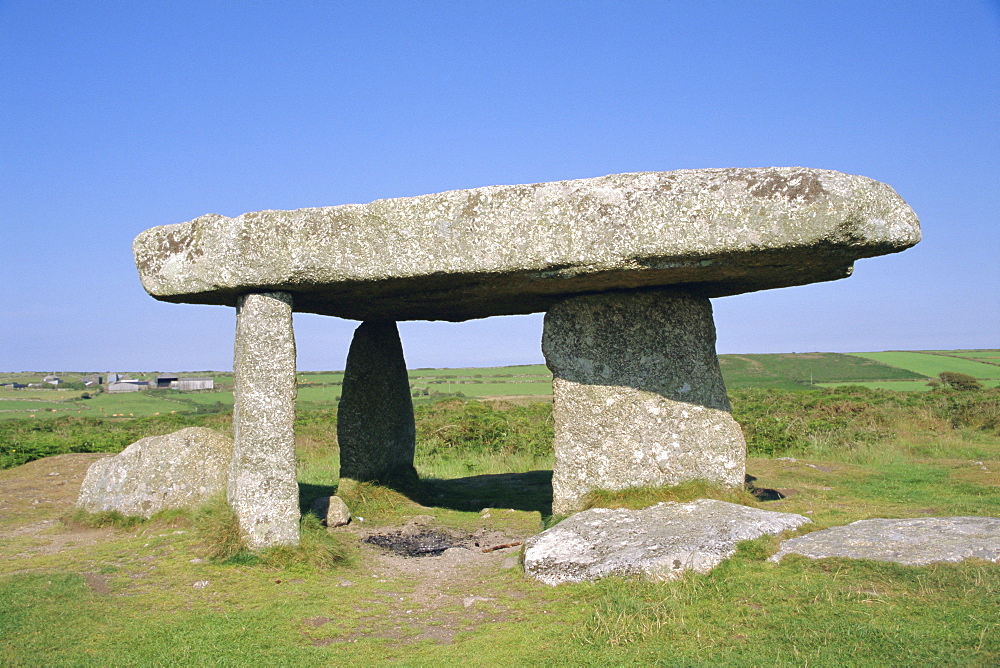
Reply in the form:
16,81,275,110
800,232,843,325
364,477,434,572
337,320,418,488
543,290,746,514
230,291,300,548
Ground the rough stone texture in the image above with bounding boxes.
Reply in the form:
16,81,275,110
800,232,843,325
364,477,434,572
769,517,1000,565
76,427,232,517
524,499,811,585
310,495,352,528
337,320,418,487
133,168,920,322
543,290,745,514
230,291,300,548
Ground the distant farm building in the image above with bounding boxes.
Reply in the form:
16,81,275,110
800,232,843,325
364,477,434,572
106,374,214,392
174,377,214,391
107,380,149,393
156,374,179,389
43,375,61,386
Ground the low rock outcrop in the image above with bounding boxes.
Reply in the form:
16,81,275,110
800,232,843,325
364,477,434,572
77,427,232,517
769,517,1000,565
524,499,810,585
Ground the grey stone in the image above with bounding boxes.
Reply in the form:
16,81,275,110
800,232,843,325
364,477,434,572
133,168,920,322
769,517,1000,565
310,495,352,528
76,427,232,517
230,291,300,549
543,290,745,514
337,320,418,487
524,499,811,585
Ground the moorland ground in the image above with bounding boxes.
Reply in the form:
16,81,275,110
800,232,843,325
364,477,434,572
1,350,998,664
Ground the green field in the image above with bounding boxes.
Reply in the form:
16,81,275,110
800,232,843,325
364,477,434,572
818,379,1000,391
1,349,997,423
936,349,1000,362
434,381,555,397
850,351,1000,379
718,352,925,389
410,364,550,379
0,401,75,412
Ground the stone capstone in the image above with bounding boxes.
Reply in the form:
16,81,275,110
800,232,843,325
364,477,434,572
133,168,920,322
524,499,811,585
769,517,1000,566
310,495,352,528
543,290,746,514
337,320,418,488
230,291,300,548
76,427,232,517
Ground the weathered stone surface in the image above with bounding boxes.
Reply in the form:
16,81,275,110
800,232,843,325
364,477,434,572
524,499,810,585
230,291,300,548
337,320,418,487
310,495,352,528
133,168,920,321
77,427,232,517
543,290,745,514
769,517,1000,565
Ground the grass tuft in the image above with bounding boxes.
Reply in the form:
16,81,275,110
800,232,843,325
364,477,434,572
255,514,354,571
66,508,147,529
194,496,354,570
334,479,416,523
194,494,246,562
580,479,758,511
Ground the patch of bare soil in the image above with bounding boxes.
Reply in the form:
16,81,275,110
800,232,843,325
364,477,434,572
0,454,113,559
307,515,528,646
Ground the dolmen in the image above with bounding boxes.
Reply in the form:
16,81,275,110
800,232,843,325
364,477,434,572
133,167,920,548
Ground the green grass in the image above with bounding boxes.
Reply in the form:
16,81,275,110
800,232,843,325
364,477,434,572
408,364,550,379
719,352,925,390
1,384,998,664
296,385,342,406
818,379,1000,391
851,351,1000,379
444,381,554,397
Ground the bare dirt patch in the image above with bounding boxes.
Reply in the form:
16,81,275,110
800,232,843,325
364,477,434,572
0,453,114,561
306,515,528,646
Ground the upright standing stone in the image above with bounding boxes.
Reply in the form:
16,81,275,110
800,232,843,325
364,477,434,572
337,320,418,488
543,290,745,514
230,291,300,548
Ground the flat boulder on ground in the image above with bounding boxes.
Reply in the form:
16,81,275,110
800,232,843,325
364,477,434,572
524,499,810,585
769,517,1000,566
77,427,232,517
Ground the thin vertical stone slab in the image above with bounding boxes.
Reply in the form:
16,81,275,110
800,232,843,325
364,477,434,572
230,291,299,548
543,290,746,514
337,320,418,488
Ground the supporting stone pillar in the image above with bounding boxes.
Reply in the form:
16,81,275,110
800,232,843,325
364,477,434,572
542,290,746,515
230,291,300,548
337,320,418,489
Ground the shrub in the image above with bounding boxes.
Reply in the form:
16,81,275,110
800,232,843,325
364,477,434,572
938,371,983,391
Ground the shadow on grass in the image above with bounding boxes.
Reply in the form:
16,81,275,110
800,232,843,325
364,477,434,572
299,470,554,517
299,482,338,513
414,470,553,516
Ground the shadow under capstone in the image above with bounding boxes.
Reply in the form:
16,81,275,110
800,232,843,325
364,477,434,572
411,470,554,516
299,470,553,518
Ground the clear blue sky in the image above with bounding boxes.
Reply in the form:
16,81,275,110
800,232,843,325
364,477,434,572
2,1,997,372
